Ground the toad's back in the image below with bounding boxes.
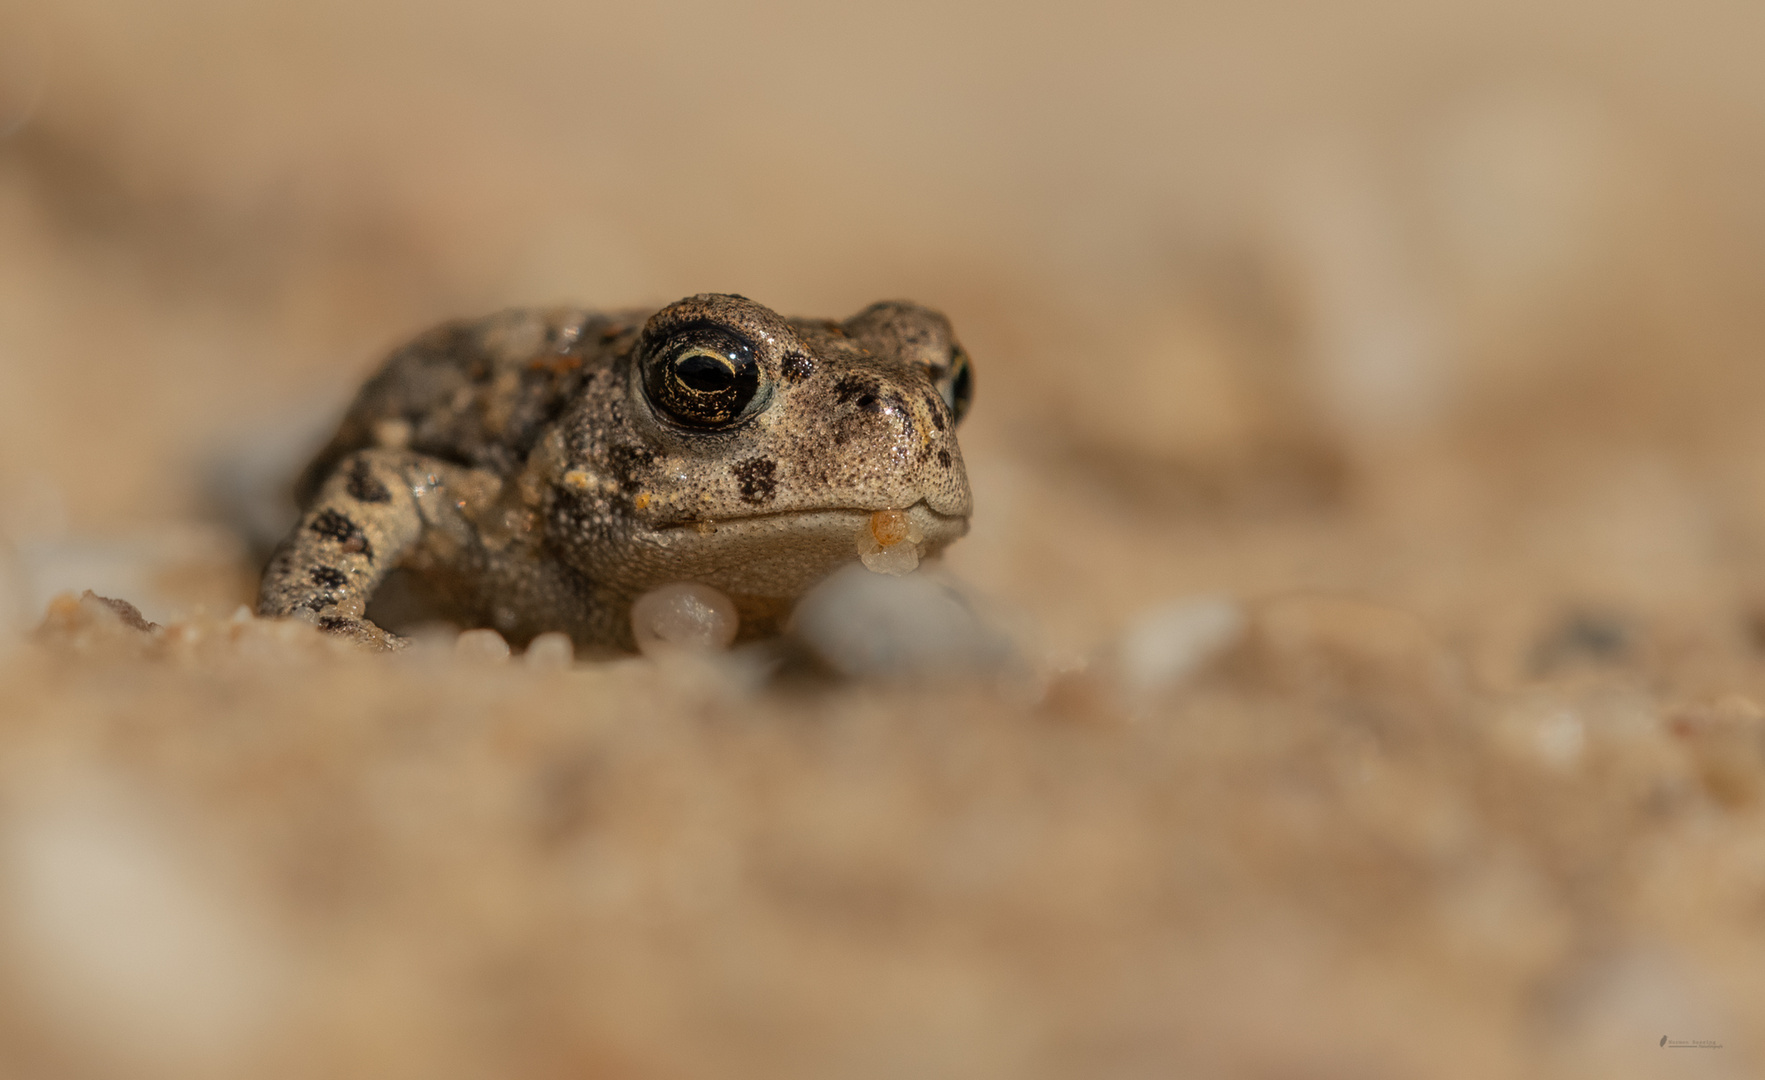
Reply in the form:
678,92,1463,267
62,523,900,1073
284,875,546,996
297,308,643,502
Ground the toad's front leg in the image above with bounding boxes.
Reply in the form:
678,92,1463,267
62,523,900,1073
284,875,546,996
257,449,443,649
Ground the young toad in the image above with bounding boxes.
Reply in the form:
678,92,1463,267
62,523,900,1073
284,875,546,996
257,293,975,650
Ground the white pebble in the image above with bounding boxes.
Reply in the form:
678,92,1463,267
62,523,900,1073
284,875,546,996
1496,698,1593,772
454,628,510,662
859,543,920,576
1115,595,1246,696
630,582,739,656
1533,709,1586,769
523,631,575,670
790,563,1005,680
854,509,925,576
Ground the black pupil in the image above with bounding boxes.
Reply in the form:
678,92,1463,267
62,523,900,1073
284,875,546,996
948,358,972,420
677,352,734,391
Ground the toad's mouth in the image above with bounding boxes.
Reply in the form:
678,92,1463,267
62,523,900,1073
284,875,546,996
657,501,967,541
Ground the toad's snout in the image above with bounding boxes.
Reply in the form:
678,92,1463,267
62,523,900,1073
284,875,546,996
820,377,971,518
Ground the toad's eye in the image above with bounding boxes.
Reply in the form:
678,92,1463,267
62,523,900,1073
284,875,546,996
643,327,765,429
939,346,973,425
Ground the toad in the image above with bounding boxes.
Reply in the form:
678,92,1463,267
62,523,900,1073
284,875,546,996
256,293,974,650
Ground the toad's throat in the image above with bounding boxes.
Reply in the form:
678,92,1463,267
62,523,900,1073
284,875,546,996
629,503,968,597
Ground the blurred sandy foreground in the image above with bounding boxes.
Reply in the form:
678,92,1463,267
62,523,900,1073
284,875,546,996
4,0,1765,1076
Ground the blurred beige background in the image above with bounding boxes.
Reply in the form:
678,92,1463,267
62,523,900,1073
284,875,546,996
5,1,1765,1077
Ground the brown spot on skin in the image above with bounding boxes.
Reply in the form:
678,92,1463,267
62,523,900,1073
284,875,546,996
346,458,392,503
317,616,355,633
781,351,814,381
310,509,374,559
939,450,952,469
924,394,946,432
527,354,583,375
834,375,873,405
310,566,348,589
732,457,778,506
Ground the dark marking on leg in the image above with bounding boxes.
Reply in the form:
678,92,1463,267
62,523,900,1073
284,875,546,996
309,565,348,589
317,616,355,633
310,509,374,559
732,457,778,506
346,458,392,503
